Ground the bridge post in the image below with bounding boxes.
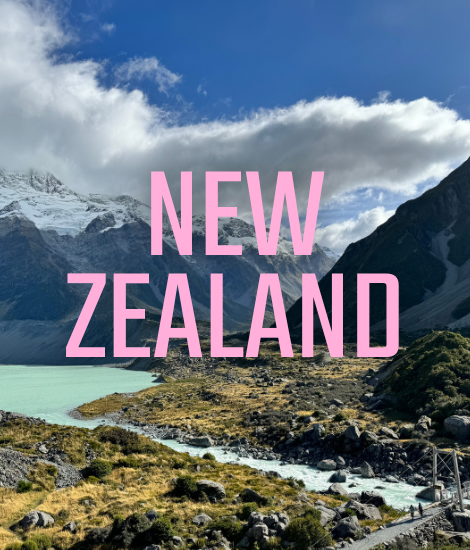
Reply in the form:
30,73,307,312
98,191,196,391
452,449,465,512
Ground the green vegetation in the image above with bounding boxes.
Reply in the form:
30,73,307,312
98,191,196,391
172,475,198,498
16,480,33,493
238,502,258,520
207,517,244,541
387,331,470,421
285,509,332,550
86,458,113,479
150,517,175,543
26,534,52,550
202,452,216,461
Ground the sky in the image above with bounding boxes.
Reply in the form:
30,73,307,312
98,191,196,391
1,0,470,253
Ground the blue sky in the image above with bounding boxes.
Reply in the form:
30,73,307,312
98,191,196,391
67,0,470,120
1,0,470,252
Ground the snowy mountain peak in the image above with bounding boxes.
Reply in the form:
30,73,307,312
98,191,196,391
0,170,150,236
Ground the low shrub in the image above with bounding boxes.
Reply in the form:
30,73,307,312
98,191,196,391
333,412,349,422
238,502,258,520
151,517,175,543
27,534,52,550
5,544,22,550
17,480,33,493
173,475,198,498
86,459,113,479
99,426,149,455
110,512,152,548
285,509,332,550
114,456,140,469
207,517,244,541
169,458,186,470
202,452,216,461
20,542,38,550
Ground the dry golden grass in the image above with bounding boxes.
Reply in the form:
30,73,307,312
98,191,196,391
78,342,387,443
2,420,364,548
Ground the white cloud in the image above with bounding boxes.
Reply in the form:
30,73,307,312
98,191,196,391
115,57,181,94
0,0,470,255
315,206,395,254
197,83,207,96
101,22,115,34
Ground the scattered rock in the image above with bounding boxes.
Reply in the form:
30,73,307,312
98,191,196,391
19,510,54,529
329,470,347,483
452,511,470,532
332,516,361,539
188,436,214,448
360,461,375,478
63,521,77,533
327,483,348,496
415,415,432,433
378,427,399,440
347,500,382,520
192,513,213,526
317,459,337,471
196,480,226,502
444,416,470,441
240,487,266,504
343,425,361,442
360,491,386,507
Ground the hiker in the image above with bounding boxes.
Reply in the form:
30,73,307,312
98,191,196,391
418,502,424,517
409,504,415,519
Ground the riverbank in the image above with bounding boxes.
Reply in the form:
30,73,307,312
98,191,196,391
0,409,408,550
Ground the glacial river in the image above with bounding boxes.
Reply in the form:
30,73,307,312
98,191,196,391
0,364,424,508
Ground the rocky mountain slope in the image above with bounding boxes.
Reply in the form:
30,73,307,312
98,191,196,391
0,170,335,363
287,156,470,336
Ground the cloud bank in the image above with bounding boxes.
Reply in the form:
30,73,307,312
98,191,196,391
315,206,395,254
1,0,470,252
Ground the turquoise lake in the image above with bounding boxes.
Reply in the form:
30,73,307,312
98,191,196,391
0,364,154,427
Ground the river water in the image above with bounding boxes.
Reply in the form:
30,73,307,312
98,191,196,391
0,364,424,509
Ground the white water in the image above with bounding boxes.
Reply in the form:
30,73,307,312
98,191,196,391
0,364,425,508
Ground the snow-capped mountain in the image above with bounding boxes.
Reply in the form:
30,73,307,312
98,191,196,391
0,170,151,235
0,169,335,259
0,170,336,364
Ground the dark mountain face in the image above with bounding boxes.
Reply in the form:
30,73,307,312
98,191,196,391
0,216,81,321
287,156,470,336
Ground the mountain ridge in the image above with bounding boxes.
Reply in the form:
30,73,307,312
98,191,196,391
286,155,470,337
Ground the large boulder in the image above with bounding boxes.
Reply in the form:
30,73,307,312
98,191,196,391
196,480,226,502
361,431,379,445
19,510,54,529
360,461,375,478
332,516,361,539
329,470,347,483
378,427,399,440
343,425,361,442
347,500,382,520
452,511,470,532
317,459,337,471
192,513,213,526
252,522,269,542
444,416,470,441
240,487,266,504
416,486,441,501
302,424,325,441
188,436,214,448
415,415,432,433
360,491,386,507
327,483,348,496
315,506,337,527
